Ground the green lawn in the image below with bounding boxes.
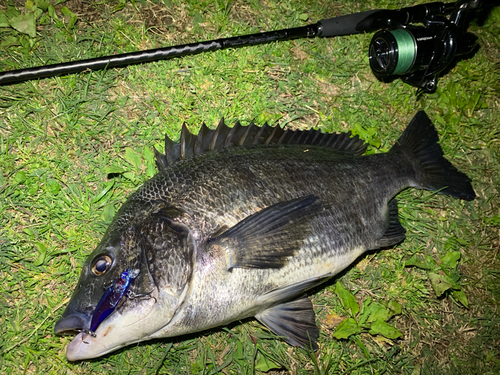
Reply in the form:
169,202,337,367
1,0,499,374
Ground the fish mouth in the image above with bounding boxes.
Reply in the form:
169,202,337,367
55,312,114,361
54,312,90,335
65,332,111,361
54,297,160,361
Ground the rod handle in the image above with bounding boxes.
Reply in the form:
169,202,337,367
317,10,384,37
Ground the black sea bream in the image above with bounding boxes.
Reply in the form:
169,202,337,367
54,111,475,360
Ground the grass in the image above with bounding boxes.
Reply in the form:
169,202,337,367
1,0,499,373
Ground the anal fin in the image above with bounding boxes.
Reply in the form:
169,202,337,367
255,296,319,350
373,199,406,249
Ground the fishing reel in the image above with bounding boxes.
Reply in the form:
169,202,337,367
366,0,481,93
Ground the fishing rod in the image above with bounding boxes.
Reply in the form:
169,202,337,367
0,0,482,92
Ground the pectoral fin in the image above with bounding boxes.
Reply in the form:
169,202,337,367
256,296,319,350
210,195,321,270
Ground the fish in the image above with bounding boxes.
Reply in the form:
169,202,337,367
54,111,475,361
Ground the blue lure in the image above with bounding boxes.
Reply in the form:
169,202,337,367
88,268,140,337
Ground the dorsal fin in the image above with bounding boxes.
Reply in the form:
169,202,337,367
155,119,367,171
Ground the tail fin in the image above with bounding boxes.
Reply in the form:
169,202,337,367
390,111,476,201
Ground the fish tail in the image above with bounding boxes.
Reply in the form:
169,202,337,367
390,111,476,201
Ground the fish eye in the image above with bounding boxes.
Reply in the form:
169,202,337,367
91,255,113,276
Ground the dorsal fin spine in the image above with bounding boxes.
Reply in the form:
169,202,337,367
225,120,237,148
165,135,176,165
210,118,224,151
264,123,278,144
179,123,188,160
252,123,266,145
193,123,204,155
154,119,367,172
238,124,252,146
277,129,289,145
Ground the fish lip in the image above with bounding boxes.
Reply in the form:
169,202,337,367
66,332,109,361
66,332,87,361
54,312,90,335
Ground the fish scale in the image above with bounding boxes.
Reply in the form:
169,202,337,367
54,111,475,360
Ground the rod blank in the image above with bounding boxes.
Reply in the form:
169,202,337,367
0,25,319,86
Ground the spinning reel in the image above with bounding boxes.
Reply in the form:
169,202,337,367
366,1,481,92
